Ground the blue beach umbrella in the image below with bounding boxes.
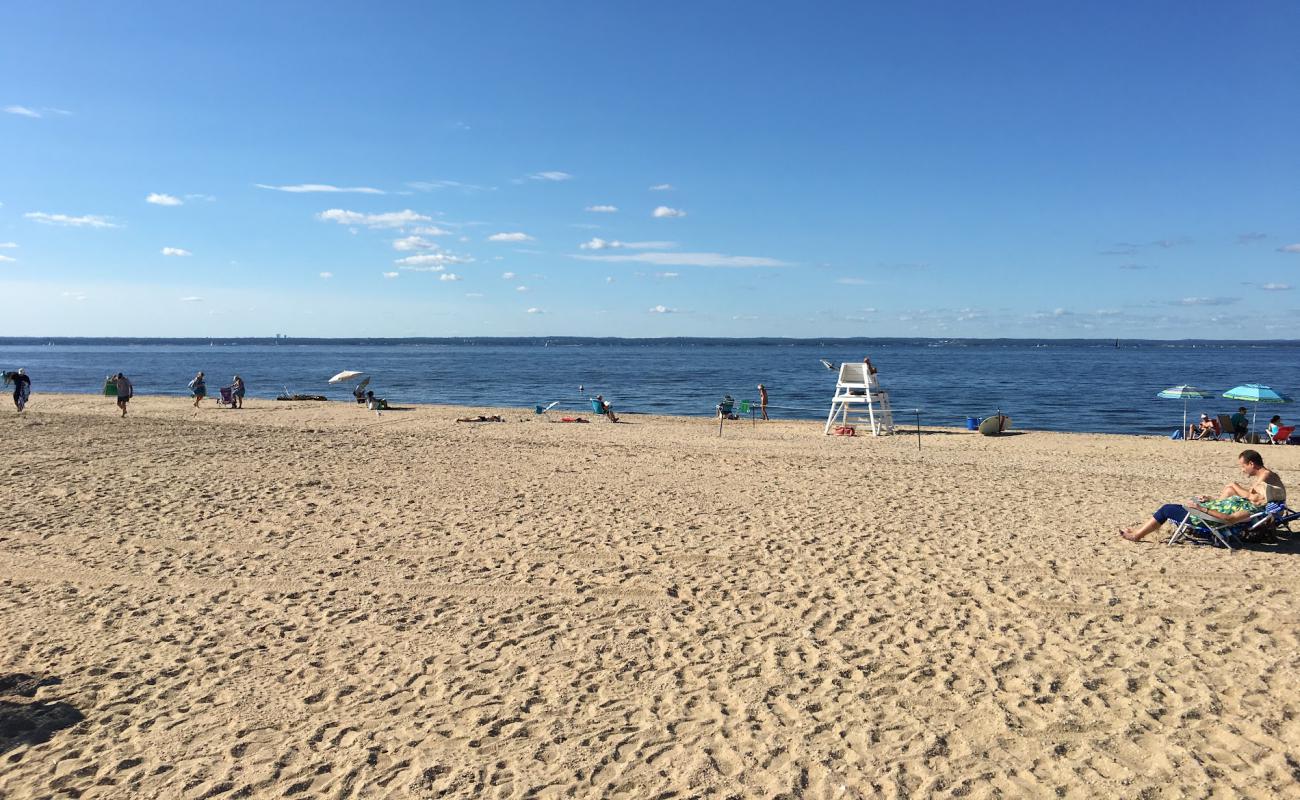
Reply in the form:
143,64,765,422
1222,384,1292,431
1157,385,1213,441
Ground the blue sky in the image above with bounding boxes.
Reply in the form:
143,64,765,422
2,2,1298,338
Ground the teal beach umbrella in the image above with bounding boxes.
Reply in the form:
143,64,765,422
1222,384,1292,431
1157,385,1213,441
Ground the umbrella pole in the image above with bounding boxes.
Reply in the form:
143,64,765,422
1183,399,1188,443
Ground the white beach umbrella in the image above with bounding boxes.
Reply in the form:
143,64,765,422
328,370,365,384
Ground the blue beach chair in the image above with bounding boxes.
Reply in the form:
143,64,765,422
1167,502,1293,549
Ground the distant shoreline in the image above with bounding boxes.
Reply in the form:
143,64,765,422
4,336,1300,347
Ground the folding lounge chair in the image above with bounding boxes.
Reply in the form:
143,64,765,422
1167,506,1255,549
1267,425,1295,445
216,386,234,407
1215,414,1245,441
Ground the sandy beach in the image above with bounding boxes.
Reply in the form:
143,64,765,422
3,393,1299,799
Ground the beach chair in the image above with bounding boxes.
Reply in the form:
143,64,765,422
1240,502,1299,541
216,386,234,407
590,398,604,415
1167,506,1253,549
1267,425,1294,445
1215,414,1242,441
824,362,894,435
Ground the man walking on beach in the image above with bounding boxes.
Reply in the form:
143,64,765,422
757,383,769,420
4,369,30,413
114,373,133,417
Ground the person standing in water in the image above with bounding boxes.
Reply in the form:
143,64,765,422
757,383,769,420
113,373,133,417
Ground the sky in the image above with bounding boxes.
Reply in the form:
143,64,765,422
2,1,1298,339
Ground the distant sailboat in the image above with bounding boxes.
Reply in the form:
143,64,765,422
1115,338,1120,349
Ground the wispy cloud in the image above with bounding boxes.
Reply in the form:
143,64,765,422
1278,244,1300,254
1118,263,1152,270
25,212,119,229
439,273,461,282
407,179,492,192
573,251,788,268
579,237,675,251
0,242,17,248
649,304,677,314
585,204,618,213
382,271,399,279
319,272,334,279
4,105,42,118
0,254,15,263
318,209,430,228
185,193,216,202
1237,232,1268,244
835,277,869,285
1260,283,1292,291
392,235,444,251
654,272,679,279
1176,296,1238,306
394,253,468,269
526,307,544,314
465,292,484,298
180,296,203,302
1101,237,1190,255
529,171,572,182
516,285,529,292
146,193,183,206
161,247,192,257
649,183,673,191
502,272,516,279
260,183,385,194
652,206,686,218
488,232,533,242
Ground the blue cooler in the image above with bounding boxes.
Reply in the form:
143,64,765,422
965,417,979,430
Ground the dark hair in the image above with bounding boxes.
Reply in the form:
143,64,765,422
1271,415,1281,424
1239,407,1248,413
1239,449,1264,468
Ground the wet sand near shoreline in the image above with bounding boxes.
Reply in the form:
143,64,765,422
3,393,1300,798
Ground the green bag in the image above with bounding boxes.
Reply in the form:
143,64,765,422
103,378,117,397
739,400,751,413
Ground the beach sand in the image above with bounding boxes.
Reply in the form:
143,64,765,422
3,393,1299,798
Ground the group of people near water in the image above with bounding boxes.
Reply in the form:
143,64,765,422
186,372,246,409
1120,449,1287,543
1188,408,1290,444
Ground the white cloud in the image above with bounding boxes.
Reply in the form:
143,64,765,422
394,253,467,269
529,171,572,182
439,273,462,282
1177,296,1237,306
1279,244,1300,254
185,193,216,202
585,205,618,213
412,225,452,236
4,106,41,118
0,242,16,248
835,277,869,285
407,179,492,192
573,251,788,268
649,304,676,314
649,183,674,191
161,247,192,257
465,292,484,298
652,206,686,218
1261,283,1292,291
61,291,88,301
655,272,679,279
319,272,333,279
516,285,529,292
392,235,442,251
180,296,203,302
0,254,15,263
25,212,119,228
146,193,183,206
382,271,399,279
502,271,516,279
488,232,534,242
605,276,615,284
318,208,430,228
579,237,675,251
259,183,384,194
526,307,544,314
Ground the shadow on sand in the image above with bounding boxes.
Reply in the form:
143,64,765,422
0,674,84,755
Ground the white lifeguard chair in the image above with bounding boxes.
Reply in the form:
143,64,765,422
824,362,895,435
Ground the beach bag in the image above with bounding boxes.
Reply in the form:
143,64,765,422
1170,429,1183,440
103,378,118,397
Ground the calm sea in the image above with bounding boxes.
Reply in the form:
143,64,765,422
2,338,1297,436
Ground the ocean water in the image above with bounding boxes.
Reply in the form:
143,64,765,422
1,338,1297,436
